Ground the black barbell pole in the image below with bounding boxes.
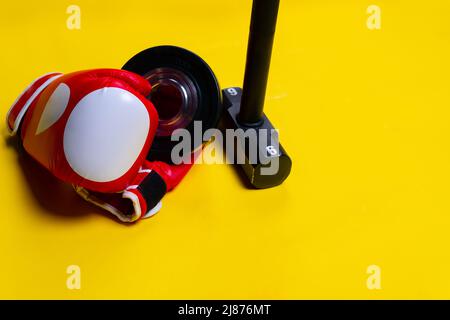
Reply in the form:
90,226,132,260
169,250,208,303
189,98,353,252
238,0,280,126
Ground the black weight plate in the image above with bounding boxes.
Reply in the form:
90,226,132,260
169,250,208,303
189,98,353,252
123,46,222,163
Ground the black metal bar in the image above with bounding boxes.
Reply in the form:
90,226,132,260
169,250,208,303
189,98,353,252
238,0,280,126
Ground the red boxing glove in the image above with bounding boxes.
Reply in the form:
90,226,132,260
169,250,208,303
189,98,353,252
75,160,193,221
7,69,193,222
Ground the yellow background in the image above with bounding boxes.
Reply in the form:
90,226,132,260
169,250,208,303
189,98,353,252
1,0,450,299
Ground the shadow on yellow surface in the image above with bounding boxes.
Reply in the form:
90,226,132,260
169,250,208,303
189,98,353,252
4,135,115,222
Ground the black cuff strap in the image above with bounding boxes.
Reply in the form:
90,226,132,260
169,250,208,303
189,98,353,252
137,171,167,211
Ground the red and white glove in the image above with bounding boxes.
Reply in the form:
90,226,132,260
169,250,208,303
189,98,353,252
7,69,193,222
75,160,193,221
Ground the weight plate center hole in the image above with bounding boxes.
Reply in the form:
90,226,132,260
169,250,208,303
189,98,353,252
151,82,184,121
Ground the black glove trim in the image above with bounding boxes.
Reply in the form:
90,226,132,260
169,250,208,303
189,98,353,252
138,171,167,211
